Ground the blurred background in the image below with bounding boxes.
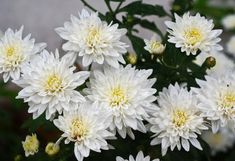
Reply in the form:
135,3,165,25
0,0,235,161
0,0,171,50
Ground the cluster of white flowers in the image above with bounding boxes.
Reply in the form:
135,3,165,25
1,8,234,161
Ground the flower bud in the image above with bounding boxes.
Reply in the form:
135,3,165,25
45,142,60,156
127,53,137,64
205,56,216,68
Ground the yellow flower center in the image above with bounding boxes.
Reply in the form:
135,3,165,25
219,91,235,109
4,45,25,68
45,74,63,94
184,28,203,45
22,134,39,156
6,46,16,57
172,110,188,127
86,27,101,48
109,86,128,107
70,118,89,141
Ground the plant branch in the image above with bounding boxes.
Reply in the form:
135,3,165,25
115,0,124,13
105,0,114,14
80,0,97,12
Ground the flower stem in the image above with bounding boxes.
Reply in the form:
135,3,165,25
105,0,114,14
115,0,124,13
80,0,97,12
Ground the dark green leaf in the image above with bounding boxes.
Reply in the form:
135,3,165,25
119,1,168,17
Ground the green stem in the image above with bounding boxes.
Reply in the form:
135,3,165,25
80,0,97,12
115,0,124,13
159,57,179,69
105,0,114,14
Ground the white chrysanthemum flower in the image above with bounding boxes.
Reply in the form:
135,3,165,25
165,12,222,55
14,50,90,120
116,151,159,161
55,9,128,68
202,126,235,155
193,71,235,133
22,133,39,157
144,35,165,55
227,36,235,56
53,103,114,161
222,14,235,30
194,52,235,75
84,65,157,139
0,27,46,82
149,83,208,156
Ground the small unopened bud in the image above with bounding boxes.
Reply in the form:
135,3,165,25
144,35,165,55
205,56,216,68
45,142,60,156
127,53,137,64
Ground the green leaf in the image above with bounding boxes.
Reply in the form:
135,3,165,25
127,34,147,58
119,1,168,17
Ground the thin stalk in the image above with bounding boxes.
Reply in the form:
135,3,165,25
115,0,124,13
80,0,97,12
105,0,114,14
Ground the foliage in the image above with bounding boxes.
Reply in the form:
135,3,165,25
0,0,235,161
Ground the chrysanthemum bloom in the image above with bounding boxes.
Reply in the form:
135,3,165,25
144,35,165,55
53,103,114,161
149,83,208,156
14,50,90,120
222,14,235,30
227,36,235,56
84,65,157,139
116,151,159,161
22,133,39,157
55,9,128,68
202,126,235,155
193,71,235,133
0,27,46,82
165,13,222,55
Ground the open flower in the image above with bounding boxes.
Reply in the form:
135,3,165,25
56,9,128,68
193,71,235,133
14,50,89,120
165,12,222,55
149,83,207,155
84,65,157,139
0,27,46,82
116,151,159,161
53,102,114,161
22,134,39,157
